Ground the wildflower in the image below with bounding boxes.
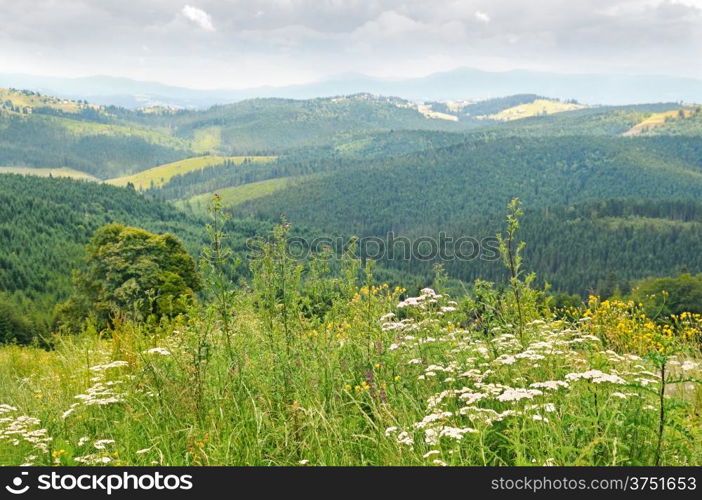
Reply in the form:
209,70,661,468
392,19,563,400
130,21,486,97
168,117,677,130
530,380,569,391
681,361,698,371
564,370,625,385
89,361,129,372
495,354,517,365
94,439,115,450
298,459,310,465
0,404,18,414
75,455,112,465
424,428,439,445
458,392,488,405
396,431,414,446
496,388,543,402
73,381,126,407
414,412,453,429
637,378,658,387
142,347,171,356
382,322,404,331
61,407,76,419
438,426,477,440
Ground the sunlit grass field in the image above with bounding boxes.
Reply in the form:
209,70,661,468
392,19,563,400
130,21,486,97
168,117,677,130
107,155,276,190
486,99,586,121
0,167,98,180
623,109,696,136
177,177,292,214
0,88,86,113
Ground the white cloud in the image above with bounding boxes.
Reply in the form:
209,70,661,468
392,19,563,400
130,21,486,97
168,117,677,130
474,10,490,23
353,11,422,38
182,5,215,31
1,0,702,87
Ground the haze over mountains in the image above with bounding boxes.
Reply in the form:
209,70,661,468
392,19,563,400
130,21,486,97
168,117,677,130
2,67,702,109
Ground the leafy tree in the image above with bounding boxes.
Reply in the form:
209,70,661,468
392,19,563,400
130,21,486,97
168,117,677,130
632,273,702,318
0,296,34,344
56,223,200,331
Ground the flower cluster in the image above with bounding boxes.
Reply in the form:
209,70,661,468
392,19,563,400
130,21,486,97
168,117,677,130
583,296,688,355
62,360,129,420
0,405,52,464
381,289,701,465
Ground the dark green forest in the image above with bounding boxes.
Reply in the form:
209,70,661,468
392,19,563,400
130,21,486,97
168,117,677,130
240,136,702,235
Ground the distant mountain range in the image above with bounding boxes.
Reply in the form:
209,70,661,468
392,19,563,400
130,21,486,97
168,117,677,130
2,68,701,109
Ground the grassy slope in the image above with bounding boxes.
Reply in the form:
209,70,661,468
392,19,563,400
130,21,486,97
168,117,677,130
107,155,276,190
486,98,586,121
639,108,702,136
177,177,293,214
622,109,697,136
0,167,98,180
0,88,86,113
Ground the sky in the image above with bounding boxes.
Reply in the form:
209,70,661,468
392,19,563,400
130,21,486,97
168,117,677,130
0,0,701,89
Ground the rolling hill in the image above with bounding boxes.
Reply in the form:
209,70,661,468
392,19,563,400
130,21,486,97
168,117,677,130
4,85,702,299
3,84,694,183
485,98,586,121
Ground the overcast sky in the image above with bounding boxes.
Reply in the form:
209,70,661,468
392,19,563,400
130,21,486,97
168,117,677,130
1,0,701,89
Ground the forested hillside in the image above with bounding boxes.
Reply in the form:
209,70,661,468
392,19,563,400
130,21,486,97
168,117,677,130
3,86,702,308
151,130,469,200
241,136,702,234
0,176,202,310
373,199,702,294
4,86,694,182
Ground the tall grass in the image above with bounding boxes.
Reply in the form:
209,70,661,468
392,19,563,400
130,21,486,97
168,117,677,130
1,205,701,466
